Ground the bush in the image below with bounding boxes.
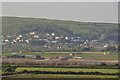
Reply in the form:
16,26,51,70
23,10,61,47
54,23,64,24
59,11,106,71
2,64,17,72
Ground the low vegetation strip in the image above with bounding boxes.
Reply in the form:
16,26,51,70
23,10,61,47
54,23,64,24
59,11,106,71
8,74,118,78
16,67,118,74
3,67,119,76
14,70,119,76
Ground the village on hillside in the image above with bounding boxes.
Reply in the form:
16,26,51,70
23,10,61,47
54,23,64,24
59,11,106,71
2,31,118,53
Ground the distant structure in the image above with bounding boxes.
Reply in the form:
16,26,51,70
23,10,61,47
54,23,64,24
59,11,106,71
70,53,75,56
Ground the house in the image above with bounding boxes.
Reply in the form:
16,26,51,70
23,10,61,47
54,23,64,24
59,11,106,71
52,33,55,36
73,56,82,59
25,40,29,43
33,35,39,39
70,53,75,56
25,55,45,59
30,32,36,35
35,55,45,60
16,37,20,40
65,37,68,40
4,39,9,42
13,40,17,43
46,34,50,36
25,55,36,59
18,35,23,38
59,56,72,60
51,40,57,43
55,37,60,39
103,44,108,48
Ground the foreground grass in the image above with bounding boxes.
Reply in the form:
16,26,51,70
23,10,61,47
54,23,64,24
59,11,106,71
16,67,118,74
8,74,118,78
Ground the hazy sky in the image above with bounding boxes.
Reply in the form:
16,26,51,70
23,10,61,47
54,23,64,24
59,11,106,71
2,2,118,23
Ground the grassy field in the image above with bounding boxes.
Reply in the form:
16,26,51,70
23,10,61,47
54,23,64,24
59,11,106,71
80,53,118,60
16,67,118,74
3,52,118,60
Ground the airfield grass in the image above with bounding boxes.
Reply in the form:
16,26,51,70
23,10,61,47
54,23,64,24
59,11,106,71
3,52,118,60
8,74,118,78
81,53,118,60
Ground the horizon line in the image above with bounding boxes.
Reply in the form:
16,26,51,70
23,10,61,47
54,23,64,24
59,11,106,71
1,15,119,24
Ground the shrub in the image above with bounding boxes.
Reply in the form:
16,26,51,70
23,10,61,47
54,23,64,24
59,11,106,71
2,64,17,72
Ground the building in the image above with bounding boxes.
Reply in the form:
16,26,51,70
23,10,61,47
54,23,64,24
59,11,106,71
35,55,45,59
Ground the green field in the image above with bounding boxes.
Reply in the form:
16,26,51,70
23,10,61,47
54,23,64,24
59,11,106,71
2,67,119,79
3,52,118,60
16,67,118,74
80,53,118,60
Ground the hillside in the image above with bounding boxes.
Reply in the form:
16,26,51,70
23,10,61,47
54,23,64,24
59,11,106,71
2,16,119,52
2,16,118,41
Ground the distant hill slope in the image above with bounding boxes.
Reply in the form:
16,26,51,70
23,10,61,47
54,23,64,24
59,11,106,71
2,16,118,41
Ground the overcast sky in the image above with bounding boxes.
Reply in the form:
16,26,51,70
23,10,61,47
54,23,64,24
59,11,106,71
2,2,118,23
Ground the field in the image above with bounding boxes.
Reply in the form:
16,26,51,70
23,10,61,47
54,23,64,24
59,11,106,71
7,74,118,78
16,67,118,73
2,67,118,79
3,52,118,60
2,52,118,68
2,52,119,80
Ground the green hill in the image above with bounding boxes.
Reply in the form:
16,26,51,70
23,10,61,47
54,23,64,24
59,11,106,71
2,16,118,41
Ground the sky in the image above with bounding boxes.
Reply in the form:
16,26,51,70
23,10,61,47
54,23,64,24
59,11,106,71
2,2,118,23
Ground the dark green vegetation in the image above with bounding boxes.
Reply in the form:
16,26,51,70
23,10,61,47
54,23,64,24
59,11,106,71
3,77,118,80
2,65,119,79
2,16,118,52
2,63,119,78
2,16,118,41
15,67,118,74
2,64,17,73
2,78,119,80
